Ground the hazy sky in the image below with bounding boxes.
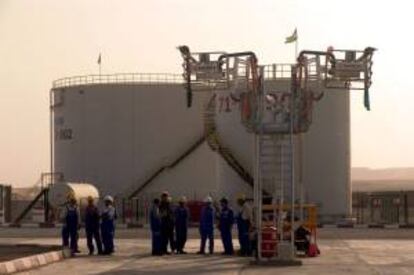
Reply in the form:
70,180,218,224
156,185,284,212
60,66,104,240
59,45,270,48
0,0,412,187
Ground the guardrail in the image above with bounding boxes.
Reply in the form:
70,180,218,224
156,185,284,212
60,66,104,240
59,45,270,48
52,73,184,89
263,63,293,79
52,64,308,89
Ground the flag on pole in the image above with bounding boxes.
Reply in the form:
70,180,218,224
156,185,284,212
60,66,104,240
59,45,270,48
97,53,101,65
285,28,298,44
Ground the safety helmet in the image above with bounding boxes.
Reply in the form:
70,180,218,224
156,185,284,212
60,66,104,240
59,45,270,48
205,196,213,203
179,196,187,203
104,195,114,203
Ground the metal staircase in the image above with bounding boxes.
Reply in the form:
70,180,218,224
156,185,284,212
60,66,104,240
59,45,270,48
127,134,208,199
12,172,63,226
203,94,254,187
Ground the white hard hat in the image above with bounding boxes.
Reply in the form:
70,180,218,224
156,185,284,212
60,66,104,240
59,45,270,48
179,196,187,203
205,196,213,203
104,195,114,203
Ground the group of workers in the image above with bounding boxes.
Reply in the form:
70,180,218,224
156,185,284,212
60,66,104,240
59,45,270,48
61,193,117,256
61,191,313,257
150,192,254,256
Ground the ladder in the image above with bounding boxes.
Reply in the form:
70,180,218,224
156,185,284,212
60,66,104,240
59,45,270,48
255,133,295,260
259,135,292,203
254,66,297,262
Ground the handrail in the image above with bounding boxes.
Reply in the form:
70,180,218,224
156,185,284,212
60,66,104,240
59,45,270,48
52,73,184,89
12,188,47,225
128,134,208,199
263,64,292,80
52,65,303,90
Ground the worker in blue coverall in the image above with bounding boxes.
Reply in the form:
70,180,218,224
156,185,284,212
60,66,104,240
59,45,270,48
237,196,252,256
174,196,189,254
219,197,234,255
159,192,175,255
84,196,103,255
150,198,162,256
101,195,117,255
61,193,80,256
197,196,215,255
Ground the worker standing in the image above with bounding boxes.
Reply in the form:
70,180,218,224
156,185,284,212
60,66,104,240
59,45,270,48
101,195,117,255
84,196,103,255
174,196,190,254
150,198,162,256
159,192,175,255
218,197,234,255
61,193,80,256
236,196,252,256
197,196,215,255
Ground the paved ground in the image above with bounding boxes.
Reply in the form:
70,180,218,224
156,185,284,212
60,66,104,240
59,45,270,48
1,228,414,274
2,227,414,239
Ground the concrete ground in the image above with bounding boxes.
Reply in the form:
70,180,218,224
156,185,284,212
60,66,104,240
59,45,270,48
1,228,414,274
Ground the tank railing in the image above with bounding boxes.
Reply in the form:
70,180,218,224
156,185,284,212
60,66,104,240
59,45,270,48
263,63,293,79
52,65,319,89
263,63,320,80
52,73,184,89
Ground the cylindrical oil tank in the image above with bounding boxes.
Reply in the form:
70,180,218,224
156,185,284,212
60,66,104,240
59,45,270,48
51,74,213,203
48,182,100,208
52,72,350,223
214,76,350,223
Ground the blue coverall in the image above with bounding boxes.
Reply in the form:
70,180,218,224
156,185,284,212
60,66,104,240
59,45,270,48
159,201,175,254
101,205,116,254
174,205,189,253
150,204,162,255
199,204,214,254
237,210,250,256
62,204,79,253
85,205,103,255
219,206,234,255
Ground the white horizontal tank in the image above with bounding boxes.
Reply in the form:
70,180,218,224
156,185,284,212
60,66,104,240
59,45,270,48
48,182,100,208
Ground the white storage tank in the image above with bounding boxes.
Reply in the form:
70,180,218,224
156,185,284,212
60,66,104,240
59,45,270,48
51,71,350,223
48,182,100,222
48,182,100,208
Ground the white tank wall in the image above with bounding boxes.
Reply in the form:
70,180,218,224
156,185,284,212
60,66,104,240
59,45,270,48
53,79,350,222
302,87,351,222
214,79,350,222
140,142,253,203
53,84,210,198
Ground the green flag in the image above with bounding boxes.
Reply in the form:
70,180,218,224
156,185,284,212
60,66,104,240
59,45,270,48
285,28,297,44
